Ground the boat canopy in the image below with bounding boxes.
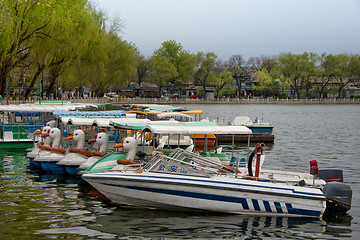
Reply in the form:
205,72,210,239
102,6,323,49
157,112,193,120
142,125,252,135
111,119,218,131
62,117,95,126
53,110,126,117
125,110,148,115
0,104,88,113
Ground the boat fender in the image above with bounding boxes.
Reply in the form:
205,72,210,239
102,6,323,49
52,147,66,154
69,148,80,153
92,152,107,157
117,159,139,165
79,149,93,157
43,146,52,151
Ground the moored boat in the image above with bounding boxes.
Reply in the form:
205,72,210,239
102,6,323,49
232,116,273,135
82,149,327,218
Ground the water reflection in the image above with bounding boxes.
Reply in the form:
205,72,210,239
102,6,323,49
91,208,332,239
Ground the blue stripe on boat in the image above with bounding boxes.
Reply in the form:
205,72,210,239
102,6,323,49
103,183,321,217
274,202,283,213
263,200,272,212
252,199,260,211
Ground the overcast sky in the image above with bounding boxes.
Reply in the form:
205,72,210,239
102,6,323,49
92,0,360,61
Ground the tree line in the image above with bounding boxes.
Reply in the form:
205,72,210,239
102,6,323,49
1,0,359,100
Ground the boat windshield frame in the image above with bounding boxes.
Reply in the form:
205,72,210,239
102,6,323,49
144,148,236,178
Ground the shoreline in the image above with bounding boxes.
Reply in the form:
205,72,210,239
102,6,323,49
114,97,360,105
2,97,359,105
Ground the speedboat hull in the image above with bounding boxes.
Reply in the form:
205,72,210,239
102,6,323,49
82,172,326,218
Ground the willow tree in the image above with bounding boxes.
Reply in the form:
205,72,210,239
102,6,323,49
63,5,136,97
23,0,98,99
0,0,56,96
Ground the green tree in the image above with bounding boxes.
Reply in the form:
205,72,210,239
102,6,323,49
318,53,340,98
276,53,314,98
193,52,217,92
134,54,150,86
0,0,55,96
254,69,279,97
334,54,360,98
209,70,234,97
149,55,178,94
66,13,135,96
154,40,195,83
231,64,243,97
300,53,319,98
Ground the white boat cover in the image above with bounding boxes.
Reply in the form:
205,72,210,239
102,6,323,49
157,112,193,120
142,125,252,135
0,104,88,112
53,110,126,117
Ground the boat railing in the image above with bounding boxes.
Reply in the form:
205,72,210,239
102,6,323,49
0,121,40,141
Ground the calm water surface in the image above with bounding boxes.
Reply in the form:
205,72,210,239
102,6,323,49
0,104,359,239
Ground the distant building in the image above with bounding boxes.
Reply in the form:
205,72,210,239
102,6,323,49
118,82,159,98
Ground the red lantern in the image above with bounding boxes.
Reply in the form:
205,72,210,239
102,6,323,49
310,160,318,167
310,166,319,175
310,160,318,175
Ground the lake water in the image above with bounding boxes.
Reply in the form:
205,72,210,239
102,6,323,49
0,104,359,239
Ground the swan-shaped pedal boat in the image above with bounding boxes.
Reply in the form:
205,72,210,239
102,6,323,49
80,136,141,174
33,127,66,173
57,129,90,176
26,120,56,160
78,132,109,172
28,126,52,170
112,137,140,171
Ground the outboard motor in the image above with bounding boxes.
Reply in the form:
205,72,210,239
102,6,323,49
318,169,344,182
322,182,352,212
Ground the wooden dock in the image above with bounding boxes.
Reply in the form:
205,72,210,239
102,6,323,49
217,134,275,144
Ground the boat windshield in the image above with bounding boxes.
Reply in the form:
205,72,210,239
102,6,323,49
143,148,236,177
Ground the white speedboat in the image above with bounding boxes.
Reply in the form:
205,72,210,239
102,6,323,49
82,149,328,218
